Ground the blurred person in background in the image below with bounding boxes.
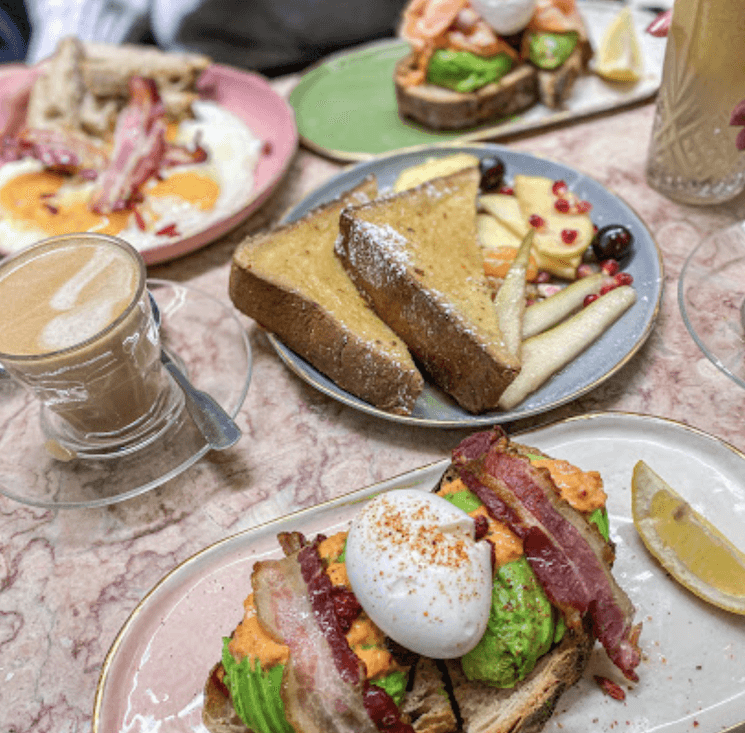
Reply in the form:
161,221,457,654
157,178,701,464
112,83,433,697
23,0,407,74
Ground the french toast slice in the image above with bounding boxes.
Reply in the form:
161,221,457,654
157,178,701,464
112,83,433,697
336,167,520,414
229,178,424,416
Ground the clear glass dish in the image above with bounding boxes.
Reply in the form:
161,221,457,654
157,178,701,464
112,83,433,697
678,222,745,390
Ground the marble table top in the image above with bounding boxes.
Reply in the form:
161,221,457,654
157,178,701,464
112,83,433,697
2,70,745,733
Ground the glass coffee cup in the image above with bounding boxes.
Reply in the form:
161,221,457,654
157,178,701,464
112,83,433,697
0,233,183,459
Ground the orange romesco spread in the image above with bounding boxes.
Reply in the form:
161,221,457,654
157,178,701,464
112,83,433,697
532,457,607,513
228,532,401,680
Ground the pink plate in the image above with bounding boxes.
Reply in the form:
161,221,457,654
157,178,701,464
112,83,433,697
0,61,298,265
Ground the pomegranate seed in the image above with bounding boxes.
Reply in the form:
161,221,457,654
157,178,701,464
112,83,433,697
615,272,634,286
535,271,552,283
499,186,514,195
561,229,578,244
529,214,545,228
576,199,592,214
576,263,596,278
600,282,616,296
600,259,620,275
552,180,568,195
554,198,571,213
583,294,599,307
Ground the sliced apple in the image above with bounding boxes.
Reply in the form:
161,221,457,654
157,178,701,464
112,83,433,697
513,174,594,278
477,213,522,251
479,193,530,239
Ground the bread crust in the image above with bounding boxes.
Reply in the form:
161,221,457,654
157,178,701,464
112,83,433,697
394,54,539,130
444,623,594,733
229,182,424,416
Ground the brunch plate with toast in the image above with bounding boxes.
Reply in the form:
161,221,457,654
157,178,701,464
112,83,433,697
92,412,745,733
254,143,662,428
289,1,665,162
0,41,297,265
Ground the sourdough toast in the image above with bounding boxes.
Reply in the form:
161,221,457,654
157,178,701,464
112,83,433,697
394,56,538,130
336,167,520,414
26,37,210,139
229,178,424,415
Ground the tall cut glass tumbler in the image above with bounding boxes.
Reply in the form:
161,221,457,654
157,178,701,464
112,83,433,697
645,0,745,205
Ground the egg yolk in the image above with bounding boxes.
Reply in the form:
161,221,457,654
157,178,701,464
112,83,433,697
0,171,129,237
0,168,220,238
147,171,219,209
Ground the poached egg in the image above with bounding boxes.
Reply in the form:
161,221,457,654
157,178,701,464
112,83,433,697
470,0,538,36
345,489,493,659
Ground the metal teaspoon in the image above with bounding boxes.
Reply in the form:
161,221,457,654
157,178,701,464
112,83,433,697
149,293,242,451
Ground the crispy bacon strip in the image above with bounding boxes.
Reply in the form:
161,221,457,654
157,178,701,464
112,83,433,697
90,76,168,213
252,539,413,733
453,428,642,682
0,128,108,176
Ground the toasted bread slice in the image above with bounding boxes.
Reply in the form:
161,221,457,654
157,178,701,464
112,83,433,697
394,55,538,130
536,41,591,110
229,178,424,415
444,625,594,733
26,37,210,139
336,168,520,414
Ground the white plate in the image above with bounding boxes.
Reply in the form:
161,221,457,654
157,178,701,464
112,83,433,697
270,143,663,427
93,412,745,733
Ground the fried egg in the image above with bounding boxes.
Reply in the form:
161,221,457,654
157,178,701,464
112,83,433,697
345,489,493,659
0,100,263,254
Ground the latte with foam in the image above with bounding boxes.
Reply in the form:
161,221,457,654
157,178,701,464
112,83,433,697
0,234,181,456
0,238,138,356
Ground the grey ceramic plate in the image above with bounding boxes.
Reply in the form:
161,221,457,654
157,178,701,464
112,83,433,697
268,143,663,427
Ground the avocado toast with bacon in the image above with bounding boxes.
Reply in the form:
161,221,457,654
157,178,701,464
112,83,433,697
203,428,641,733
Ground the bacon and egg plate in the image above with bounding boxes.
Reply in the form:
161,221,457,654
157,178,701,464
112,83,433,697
0,89,263,254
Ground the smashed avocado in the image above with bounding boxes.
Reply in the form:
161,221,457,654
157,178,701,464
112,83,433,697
222,640,293,733
461,557,555,687
427,49,513,93
528,32,578,70
221,640,408,733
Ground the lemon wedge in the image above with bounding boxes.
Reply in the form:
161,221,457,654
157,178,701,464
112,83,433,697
595,7,644,82
631,460,745,615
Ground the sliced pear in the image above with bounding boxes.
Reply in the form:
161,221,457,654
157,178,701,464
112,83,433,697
498,285,636,409
494,230,534,357
479,193,530,239
523,273,604,338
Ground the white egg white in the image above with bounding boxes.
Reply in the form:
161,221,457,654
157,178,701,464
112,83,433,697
471,0,537,36
345,489,493,659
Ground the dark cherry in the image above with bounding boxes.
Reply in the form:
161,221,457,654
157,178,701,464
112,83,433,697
479,155,506,192
591,224,634,261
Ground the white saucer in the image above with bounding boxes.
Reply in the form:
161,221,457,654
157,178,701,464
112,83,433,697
0,279,252,509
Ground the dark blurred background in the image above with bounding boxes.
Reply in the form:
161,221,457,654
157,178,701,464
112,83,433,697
0,0,29,61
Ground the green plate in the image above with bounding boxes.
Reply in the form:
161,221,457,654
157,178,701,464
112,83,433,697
288,3,666,162
289,39,484,161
